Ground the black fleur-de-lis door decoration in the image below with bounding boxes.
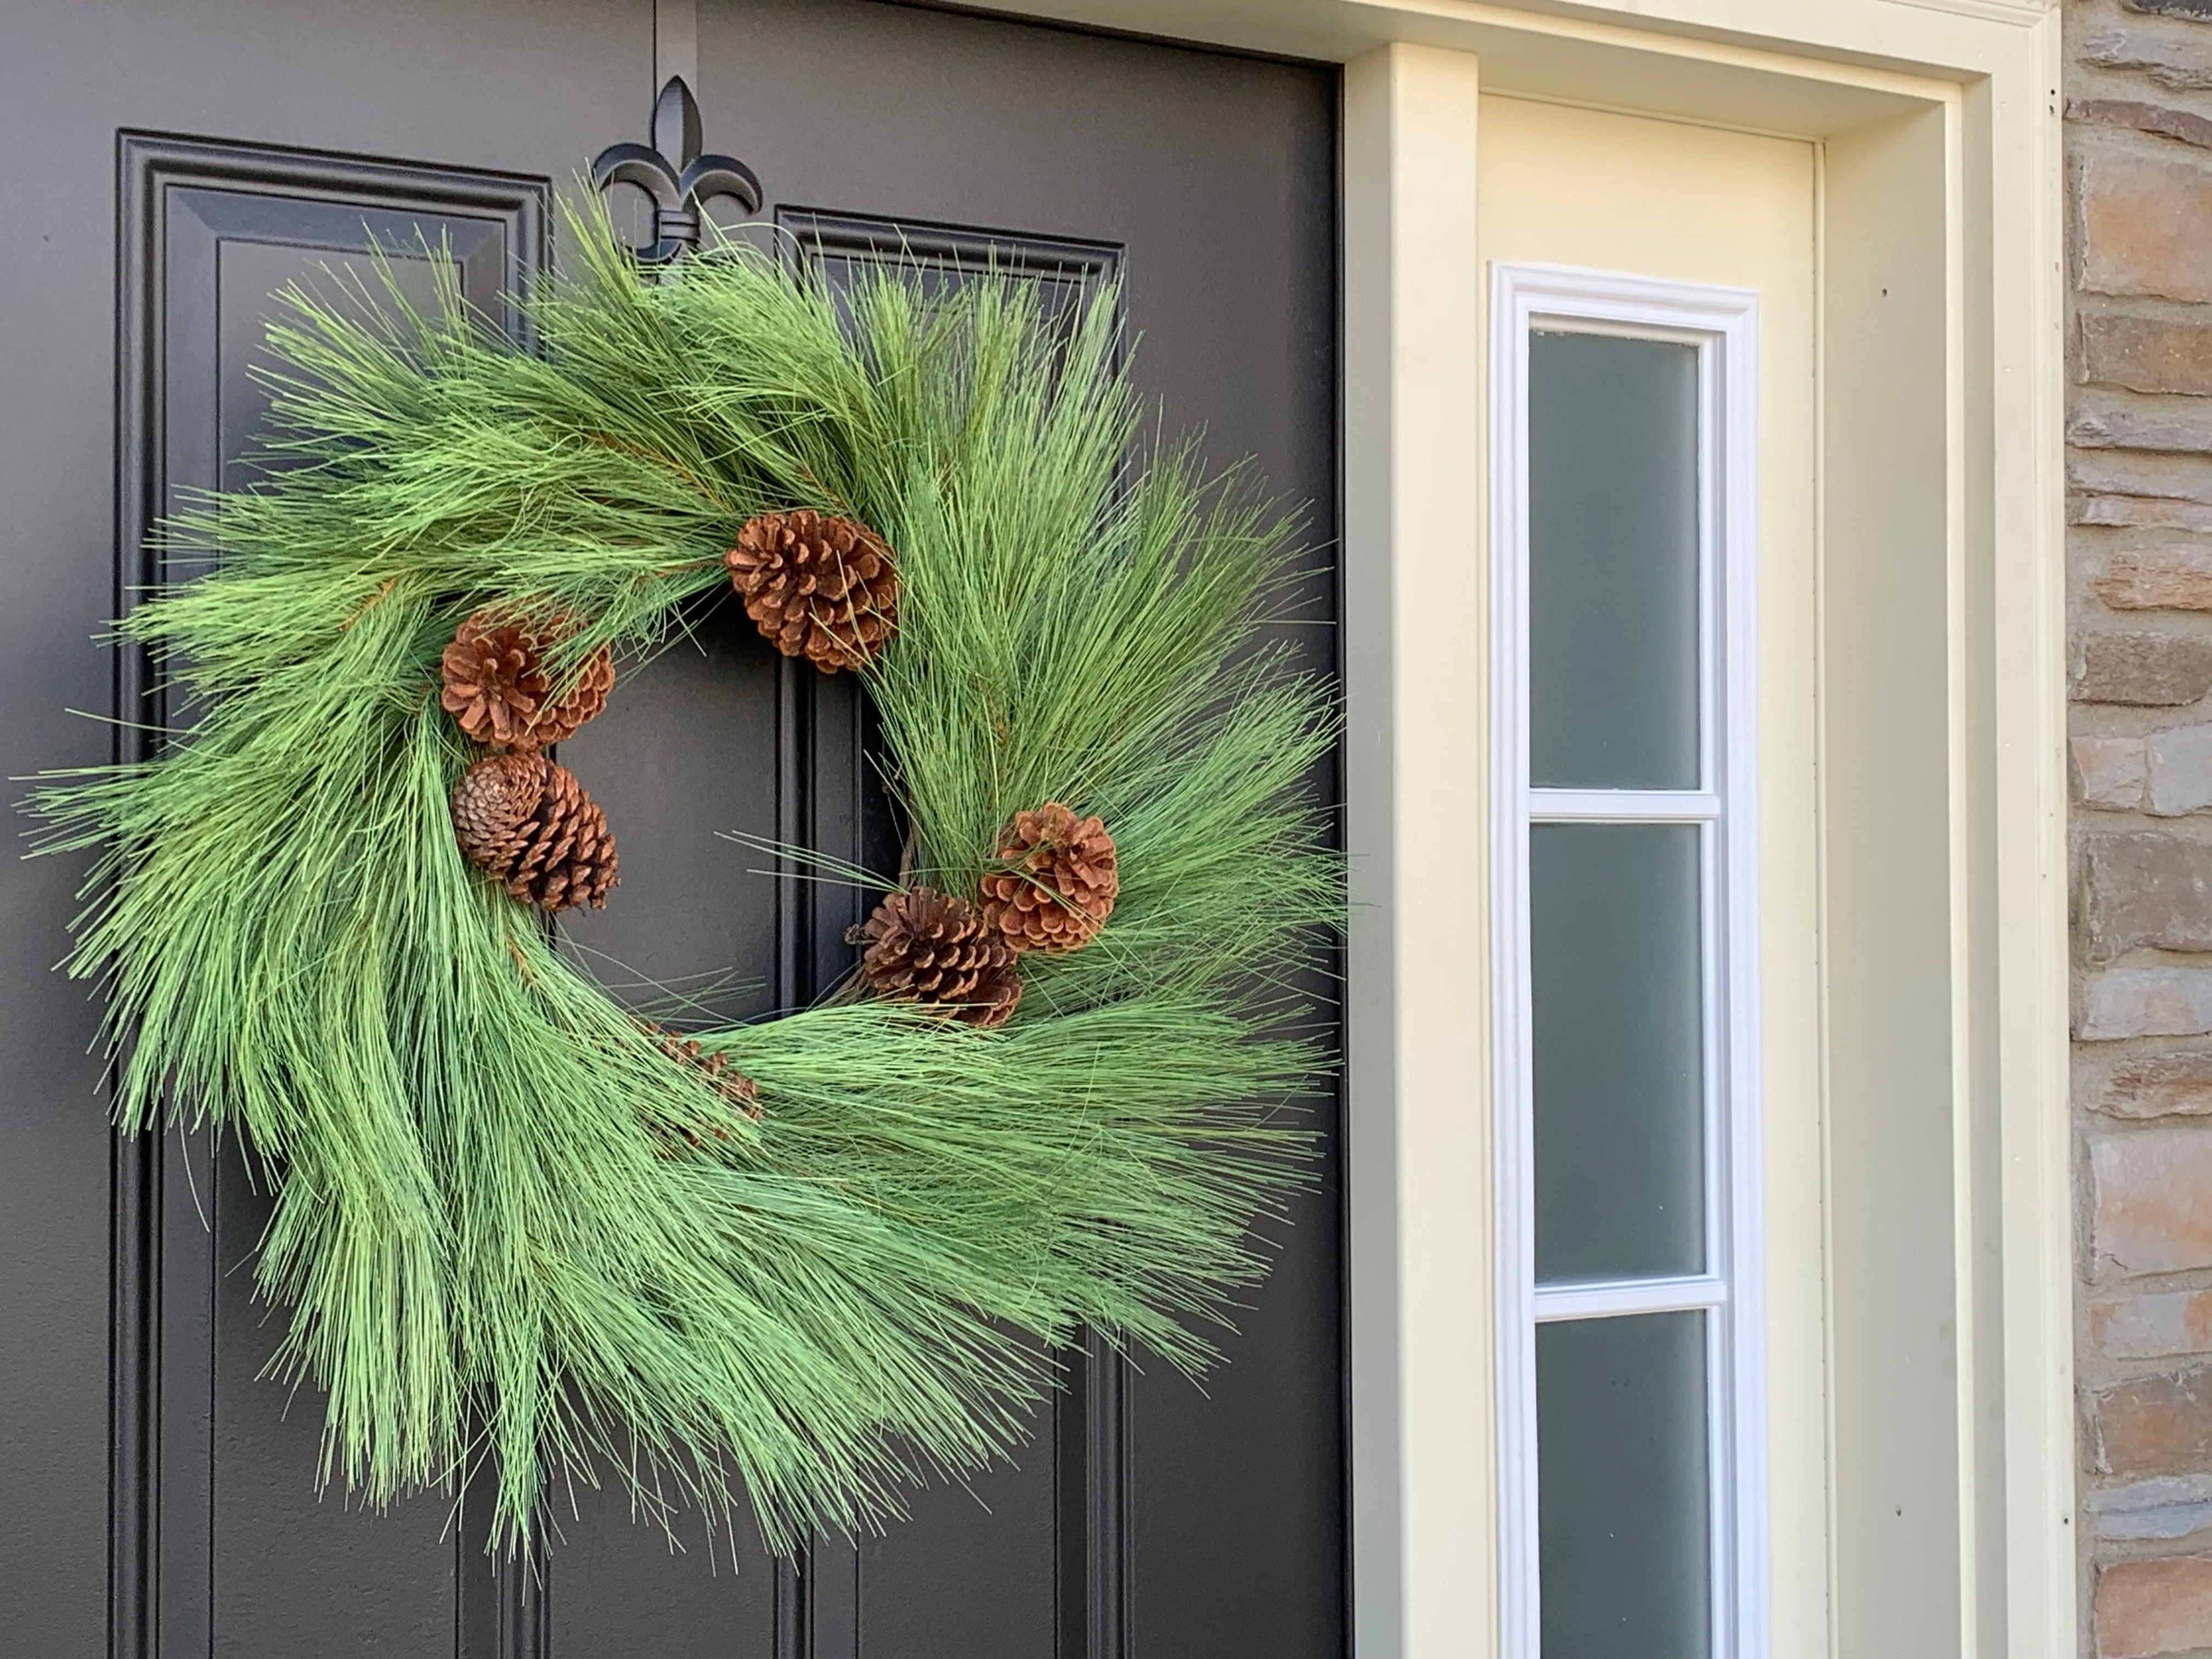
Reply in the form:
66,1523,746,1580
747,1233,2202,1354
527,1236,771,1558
592,76,763,266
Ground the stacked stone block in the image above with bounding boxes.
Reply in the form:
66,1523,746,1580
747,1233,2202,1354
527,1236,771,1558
2073,4,2212,1653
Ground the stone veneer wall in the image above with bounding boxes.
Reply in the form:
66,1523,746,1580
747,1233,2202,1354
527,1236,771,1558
2070,3,2212,1655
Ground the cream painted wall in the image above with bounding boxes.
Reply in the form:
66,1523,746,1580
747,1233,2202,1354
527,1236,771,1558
1475,93,1824,1655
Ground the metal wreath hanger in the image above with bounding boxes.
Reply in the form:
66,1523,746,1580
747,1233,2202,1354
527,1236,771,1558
591,75,761,266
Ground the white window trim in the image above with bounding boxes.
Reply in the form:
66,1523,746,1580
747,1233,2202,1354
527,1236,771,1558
1488,263,1765,1659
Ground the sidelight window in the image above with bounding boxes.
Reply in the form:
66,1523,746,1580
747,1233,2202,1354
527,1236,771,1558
1490,266,1764,1659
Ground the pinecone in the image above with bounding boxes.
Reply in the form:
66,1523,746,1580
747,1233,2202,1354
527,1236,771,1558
451,751,620,913
440,607,615,751
979,803,1118,954
638,1020,761,1119
850,887,1022,1028
725,509,899,674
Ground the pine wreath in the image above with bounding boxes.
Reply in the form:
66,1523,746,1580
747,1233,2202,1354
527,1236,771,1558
30,208,1339,1559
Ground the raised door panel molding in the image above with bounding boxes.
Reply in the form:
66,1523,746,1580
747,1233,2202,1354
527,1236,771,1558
769,203,1136,1659
112,133,548,1659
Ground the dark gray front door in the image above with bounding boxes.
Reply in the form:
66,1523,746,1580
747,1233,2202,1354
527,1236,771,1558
0,4,1341,1655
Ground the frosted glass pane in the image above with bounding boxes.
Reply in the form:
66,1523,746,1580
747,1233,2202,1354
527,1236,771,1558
1532,823,1703,1283
1529,331,1700,789
1537,1312,1711,1659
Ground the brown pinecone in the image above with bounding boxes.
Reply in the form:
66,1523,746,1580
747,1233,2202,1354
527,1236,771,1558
637,1020,762,1120
440,607,615,750
725,509,899,674
979,803,1118,954
851,887,1022,1028
451,752,620,913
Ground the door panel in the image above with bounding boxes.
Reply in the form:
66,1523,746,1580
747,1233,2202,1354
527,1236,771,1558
0,3,1339,1655
0,7,637,1647
685,14,1341,1654
117,136,558,1659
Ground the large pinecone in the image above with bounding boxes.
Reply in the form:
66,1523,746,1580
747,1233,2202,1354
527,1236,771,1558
979,803,1118,954
851,887,1022,1028
451,751,619,913
725,509,899,674
440,607,615,750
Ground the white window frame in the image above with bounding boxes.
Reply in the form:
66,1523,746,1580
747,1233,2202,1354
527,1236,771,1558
1488,263,1765,1659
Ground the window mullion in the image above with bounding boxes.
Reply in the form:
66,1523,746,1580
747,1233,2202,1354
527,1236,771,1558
1532,1274,1729,1323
